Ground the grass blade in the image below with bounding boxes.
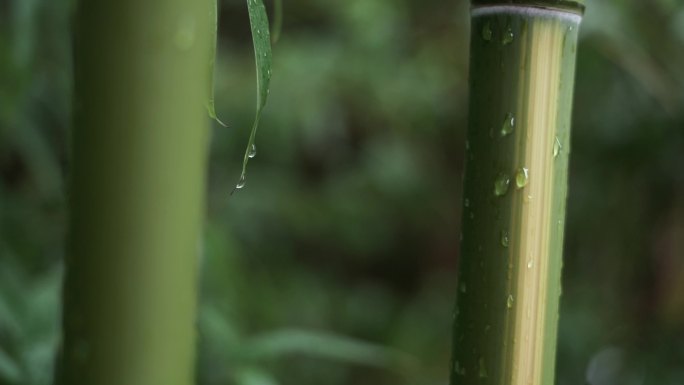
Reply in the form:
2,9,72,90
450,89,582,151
272,0,283,44
233,0,273,194
208,0,227,127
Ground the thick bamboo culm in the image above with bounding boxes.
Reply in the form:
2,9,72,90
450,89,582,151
57,1,213,384
451,2,582,385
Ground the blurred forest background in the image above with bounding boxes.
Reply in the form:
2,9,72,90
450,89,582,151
1,0,683,384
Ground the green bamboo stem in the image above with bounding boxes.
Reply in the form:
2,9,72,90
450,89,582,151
57,1,213,384
451,2,583,384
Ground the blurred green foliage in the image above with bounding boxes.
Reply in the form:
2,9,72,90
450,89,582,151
1,0,683,385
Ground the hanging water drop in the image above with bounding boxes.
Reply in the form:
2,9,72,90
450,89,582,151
507,294,514,308
454,360,466,376
464,198,470,208
248,144,257,158
553,136,562,158
502,26,514,45
501,230,509,248
501,112,515,137
527,260,534,269
479,356,488,378
515,167,529,189
482,21,493,41
494,173,510,197
236,175,246,189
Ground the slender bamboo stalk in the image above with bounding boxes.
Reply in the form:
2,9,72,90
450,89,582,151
451,2,583,384
57,1,213,384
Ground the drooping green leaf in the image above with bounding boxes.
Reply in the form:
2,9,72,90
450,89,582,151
272,0,283,44
233,367,279,385
207,0,227,127
233,0,272,194
0,347,21,383
246,329,417,373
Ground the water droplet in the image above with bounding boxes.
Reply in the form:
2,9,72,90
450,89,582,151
527,260,534,269
553,137,562,158
502,26,514,45
500,229,509,248
236,175,246,189
248,144,257,158
460,282,467,293
507,294,514,308
454,360,467,376
494,173,510,196
501,112,515,137
515,167,529,189
479,356,488,378
482,22,493,41
464,198,470,208
465,140,470,150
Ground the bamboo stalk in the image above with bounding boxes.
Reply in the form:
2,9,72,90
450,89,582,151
451,2,583,384
57,1,213,384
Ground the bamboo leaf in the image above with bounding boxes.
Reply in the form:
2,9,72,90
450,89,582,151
233,0,272,194
233,368,279,385
208,0,227,127
272,0,283,44
246,329,417,372
0,347,21,383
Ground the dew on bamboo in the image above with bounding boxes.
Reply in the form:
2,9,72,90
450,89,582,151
479,356,488,378
501,229,509,248
515,167,529,188
501,112,515,137
482,21,493,41
494,173,510,196
553,136,562,158
502,25,514,45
